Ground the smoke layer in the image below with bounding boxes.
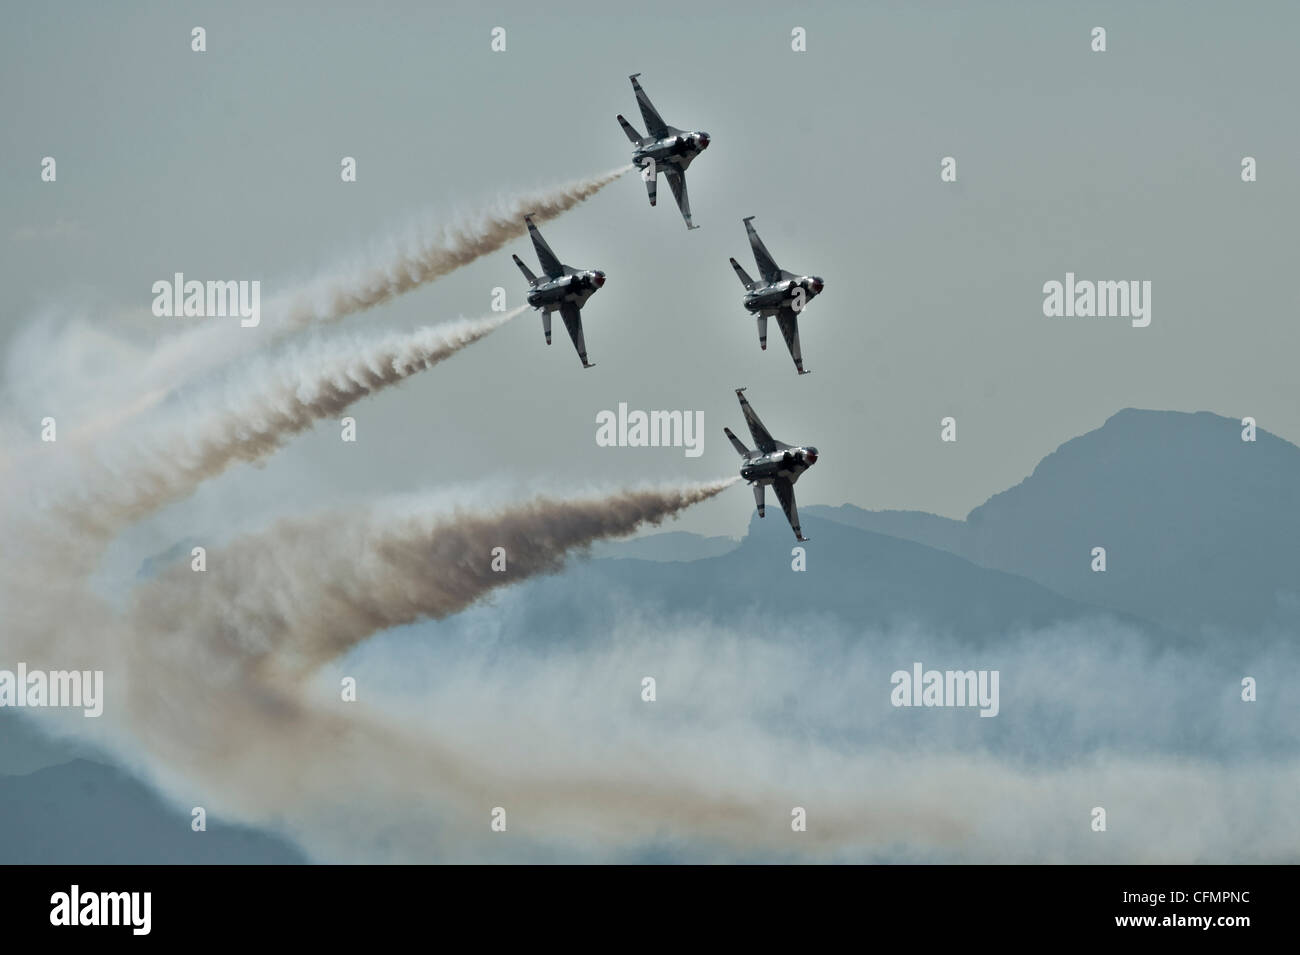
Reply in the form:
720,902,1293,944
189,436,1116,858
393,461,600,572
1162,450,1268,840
107,482,856,861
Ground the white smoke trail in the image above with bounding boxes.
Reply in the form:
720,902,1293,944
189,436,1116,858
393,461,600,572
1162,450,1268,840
0,308,526,684
128,479,739,680
58,307,526,547
85,479,886,861
12,151,1285,861
137,166,631,393
104,477,977,860
3,161,942,863
0,166,629,466
272,165,631,331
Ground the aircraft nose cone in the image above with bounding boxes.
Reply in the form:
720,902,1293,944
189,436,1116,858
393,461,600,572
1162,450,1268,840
594,271,606,287
805,449,818,465
699,133,710,148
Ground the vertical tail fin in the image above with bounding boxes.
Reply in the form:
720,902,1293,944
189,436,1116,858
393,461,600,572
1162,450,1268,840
752,483,766,517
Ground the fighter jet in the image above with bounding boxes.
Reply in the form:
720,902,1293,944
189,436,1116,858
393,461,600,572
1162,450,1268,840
512,214,606,369
724,387,819,542
617,73,710,230
729,217,825,375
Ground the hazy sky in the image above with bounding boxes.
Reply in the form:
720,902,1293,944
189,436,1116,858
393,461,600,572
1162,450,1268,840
4,0,1298,543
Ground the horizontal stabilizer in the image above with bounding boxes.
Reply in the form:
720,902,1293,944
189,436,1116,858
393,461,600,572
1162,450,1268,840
730,257,757,290
512,253,538,286
724,426,751,458
617,114,648,146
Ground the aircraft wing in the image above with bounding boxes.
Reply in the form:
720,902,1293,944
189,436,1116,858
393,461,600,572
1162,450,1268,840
629,73,669,138
559,301,593,368
664,167,697,230
772,477,806,541
735,388,783,453
526,216,565,279
743,217,782,283
774,306,808,374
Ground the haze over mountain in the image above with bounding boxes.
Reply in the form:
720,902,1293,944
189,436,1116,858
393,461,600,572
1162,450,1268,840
5,407,1294,862
450,511,1151,651
805,409,1300,638
0,756,306,864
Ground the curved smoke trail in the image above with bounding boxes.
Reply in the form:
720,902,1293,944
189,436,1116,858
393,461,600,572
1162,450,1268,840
274,165,631,330
0,165,629,465
129,479,739,680
141,166,631,390
61,308,526,546
0,159,979,863
110,477,971,860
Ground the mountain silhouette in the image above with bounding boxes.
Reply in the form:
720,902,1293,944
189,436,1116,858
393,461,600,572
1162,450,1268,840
428,508,1165,653
807,409,1300,637
0,758,307,864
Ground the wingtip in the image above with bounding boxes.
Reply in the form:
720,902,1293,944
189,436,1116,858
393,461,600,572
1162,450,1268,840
629,72,642,81
743,215,756,224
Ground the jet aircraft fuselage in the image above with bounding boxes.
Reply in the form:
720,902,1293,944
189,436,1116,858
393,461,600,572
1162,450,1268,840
729,217,826,374
724,388,819,541
618,74,709,229
742,275,824,315
631,131,709,174
525,270,605,311
740,445,820,485
512,214,604,368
